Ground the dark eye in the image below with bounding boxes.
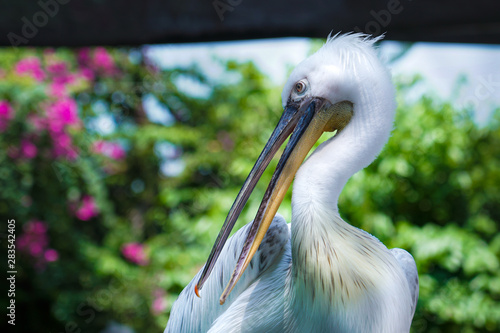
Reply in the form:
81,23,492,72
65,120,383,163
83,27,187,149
295,80,306,94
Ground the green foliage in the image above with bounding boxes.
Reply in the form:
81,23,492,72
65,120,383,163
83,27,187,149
0,45,498,333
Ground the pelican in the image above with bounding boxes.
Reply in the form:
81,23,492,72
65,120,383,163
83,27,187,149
165,33,418,333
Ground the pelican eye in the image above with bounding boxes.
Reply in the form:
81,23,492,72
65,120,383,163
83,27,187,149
294,80,307,95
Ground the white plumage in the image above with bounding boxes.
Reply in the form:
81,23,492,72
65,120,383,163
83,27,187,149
165,33,418,333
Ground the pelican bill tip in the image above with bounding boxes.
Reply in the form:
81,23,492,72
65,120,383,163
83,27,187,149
194,284,201,298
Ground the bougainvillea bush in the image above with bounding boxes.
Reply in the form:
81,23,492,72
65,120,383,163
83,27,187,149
0,45,499,332
1,47,160,331
0,46,285,332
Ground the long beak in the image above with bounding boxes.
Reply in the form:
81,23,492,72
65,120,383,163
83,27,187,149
218,98,352,304
196,95,353,304
195,101,303,296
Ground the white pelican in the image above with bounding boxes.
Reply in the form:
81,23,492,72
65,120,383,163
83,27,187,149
165,33,418,333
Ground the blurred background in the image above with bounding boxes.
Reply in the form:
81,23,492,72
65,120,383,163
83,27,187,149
1,1,500,332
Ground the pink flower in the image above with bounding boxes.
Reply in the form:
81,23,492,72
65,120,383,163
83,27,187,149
55,74,76,85
51,131,79,160
47,98,79,131
65,148,79,160
0,100,13,132
77,48,91,66
18,220,58,268
92,140,126,160
121,242,148,266
44,249,59,262
110,144,126,159
15,57,45,81
29,220,48,234
47,61,76,86
93,47,116,74
20,138,37,159
17,220,49,257
43,99,80,160
77,47,116,78
57,132,71,147
79,67,94,81
152,289,167,315
47,61,67,75
75,195,99,221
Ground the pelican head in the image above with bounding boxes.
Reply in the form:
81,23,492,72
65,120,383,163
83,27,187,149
195,33,396,305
